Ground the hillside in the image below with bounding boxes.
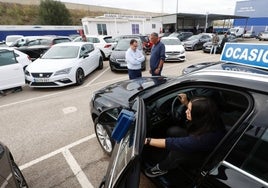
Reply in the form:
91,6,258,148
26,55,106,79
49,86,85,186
0,1,160,25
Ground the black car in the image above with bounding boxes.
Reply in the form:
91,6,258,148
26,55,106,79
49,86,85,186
90,43,268,187
0,142,28,188
15,36,71,61
109,38,146,72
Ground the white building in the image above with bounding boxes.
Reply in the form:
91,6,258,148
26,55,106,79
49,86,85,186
81,14,162,36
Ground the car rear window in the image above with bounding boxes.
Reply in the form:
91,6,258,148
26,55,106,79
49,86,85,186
53,38,71,44
103,37,113,43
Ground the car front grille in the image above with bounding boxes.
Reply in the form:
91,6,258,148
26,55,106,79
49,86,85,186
166,52,181,55
31,73,53,78
31,82,58,86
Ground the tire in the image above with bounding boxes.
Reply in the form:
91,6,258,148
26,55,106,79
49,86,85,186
11,160,28,188
94,118,114,156
98,57,103,70
75,68,84,86
193,45,197,51
100,51,106,60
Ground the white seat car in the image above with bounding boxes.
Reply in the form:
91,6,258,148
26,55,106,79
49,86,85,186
0,49,25,91
161,37,186,62
25,42,103,87
73,35,116,59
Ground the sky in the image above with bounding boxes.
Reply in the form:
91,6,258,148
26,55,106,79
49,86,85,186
60,0,238,15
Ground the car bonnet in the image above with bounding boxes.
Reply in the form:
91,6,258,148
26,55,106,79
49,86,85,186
94,77,168,106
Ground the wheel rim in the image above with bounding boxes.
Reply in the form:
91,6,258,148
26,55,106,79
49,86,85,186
12,161,27,188
95,123,113,153
76,69,84,85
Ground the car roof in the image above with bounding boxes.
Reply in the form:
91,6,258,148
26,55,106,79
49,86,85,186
182,62,268,90
0,46,24,54
161,36,180,40
53,42,93,46
85,35,112,38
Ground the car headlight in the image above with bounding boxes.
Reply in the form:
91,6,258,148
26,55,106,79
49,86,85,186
54,67,72,76
25,70,30,76
109,56,116,62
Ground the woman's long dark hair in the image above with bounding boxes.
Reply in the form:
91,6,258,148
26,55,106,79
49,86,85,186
187,97,224,135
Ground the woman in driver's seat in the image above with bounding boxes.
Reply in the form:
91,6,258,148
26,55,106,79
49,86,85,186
144,97,226,177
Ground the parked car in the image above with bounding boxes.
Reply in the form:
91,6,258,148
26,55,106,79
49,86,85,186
0,141,28,187
10,36,46,48
0,49,25,91
0,47,32,70
109,38,146,72
242,30,256,38
25,42,103,87
258,31,268,41
169,31,193,41
202,34,237,54
73,35,116,59
5,35,23,46
15,36,71,61
183,33,212,51
90,43,268,187
160,37,186,62
112,34,152,53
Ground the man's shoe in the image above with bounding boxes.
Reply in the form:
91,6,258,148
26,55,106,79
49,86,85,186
145,164,168,177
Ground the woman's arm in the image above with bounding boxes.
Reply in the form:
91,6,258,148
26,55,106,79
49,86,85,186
145,138,166,148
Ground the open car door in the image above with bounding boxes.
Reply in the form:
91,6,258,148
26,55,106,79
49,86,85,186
99,97,146,188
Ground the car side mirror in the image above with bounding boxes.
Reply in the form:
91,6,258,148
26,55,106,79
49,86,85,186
82,54,89,58
98,107,122,125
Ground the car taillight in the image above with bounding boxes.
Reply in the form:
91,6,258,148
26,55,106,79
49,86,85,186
104,44,112,48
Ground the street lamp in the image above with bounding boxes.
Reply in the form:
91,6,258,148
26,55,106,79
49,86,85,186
176,0,178,32
205,11,209,32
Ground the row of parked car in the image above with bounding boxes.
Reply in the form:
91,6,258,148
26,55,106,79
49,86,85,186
1,31,238,93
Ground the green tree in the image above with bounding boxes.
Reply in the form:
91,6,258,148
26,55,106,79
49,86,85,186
38,0,72,25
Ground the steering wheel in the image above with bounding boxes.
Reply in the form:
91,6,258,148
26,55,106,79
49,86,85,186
171,96,187,124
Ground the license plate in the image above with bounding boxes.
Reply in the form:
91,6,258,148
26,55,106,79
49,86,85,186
34,78,49,82
120,62,127,67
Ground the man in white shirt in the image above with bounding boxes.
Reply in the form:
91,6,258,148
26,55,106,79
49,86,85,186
125,39,145,79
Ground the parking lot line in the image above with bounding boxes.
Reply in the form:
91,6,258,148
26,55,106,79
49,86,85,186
63,149,94,188
20,134,96,170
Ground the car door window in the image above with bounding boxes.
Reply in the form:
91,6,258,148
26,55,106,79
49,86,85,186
0,50,17,66
226,125,268,183
84,44,94,53
80,45,87,57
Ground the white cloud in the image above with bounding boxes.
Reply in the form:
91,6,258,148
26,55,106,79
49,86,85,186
60,0,237,15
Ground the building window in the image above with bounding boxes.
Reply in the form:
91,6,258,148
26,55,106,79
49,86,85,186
152,24,156,29
132,24,139,34
97,24,107,35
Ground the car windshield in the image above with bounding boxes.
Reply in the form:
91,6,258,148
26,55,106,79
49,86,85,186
169,32,179,37
41,46,79,59
161,38,181,45
187,35,200,40
114,40,142,51
103,37,113,43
